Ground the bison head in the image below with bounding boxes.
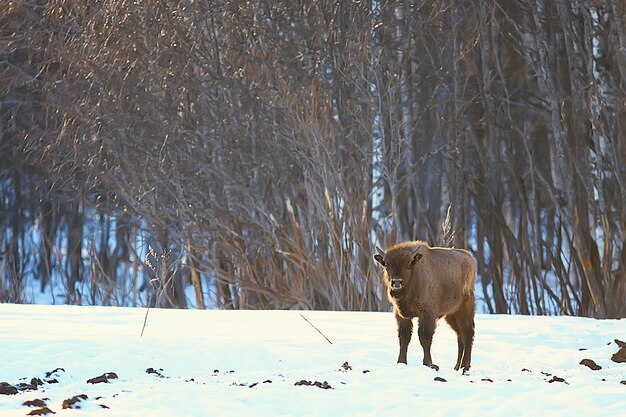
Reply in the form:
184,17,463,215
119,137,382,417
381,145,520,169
373,245,423,293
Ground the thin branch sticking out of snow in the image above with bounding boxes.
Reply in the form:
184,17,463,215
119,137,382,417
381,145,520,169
300,314,333,345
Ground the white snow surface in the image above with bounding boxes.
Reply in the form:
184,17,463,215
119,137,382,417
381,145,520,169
0,304,624,416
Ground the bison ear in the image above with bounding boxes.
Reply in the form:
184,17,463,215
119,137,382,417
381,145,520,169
374,246,386,267
373,253,386,267
408,252,423,269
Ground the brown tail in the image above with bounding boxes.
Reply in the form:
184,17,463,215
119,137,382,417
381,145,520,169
463,254,477,301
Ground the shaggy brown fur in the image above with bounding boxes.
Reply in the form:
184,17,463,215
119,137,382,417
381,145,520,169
374,240,476,371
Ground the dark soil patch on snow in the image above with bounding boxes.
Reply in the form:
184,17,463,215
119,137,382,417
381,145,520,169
23,399,48,408
339,361,352,372
0,382,18,395
146,368,166,378
547,375,568,384
87,372,118,384
62,394,88,409
233,380,273,388
294,380,333,390
44,368,65,378
611,345,626,363
434,377,447,382
27,407,55,416
2,374,54,395
43,368,64,384
17,378,44,391
579,359,602,370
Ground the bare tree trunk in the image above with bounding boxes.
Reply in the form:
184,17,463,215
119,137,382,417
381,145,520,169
187,236,205,309
67,202,83,304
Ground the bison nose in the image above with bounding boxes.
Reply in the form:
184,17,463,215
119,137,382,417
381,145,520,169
391,278,403,290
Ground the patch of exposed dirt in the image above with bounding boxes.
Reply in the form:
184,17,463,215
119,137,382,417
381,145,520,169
146,368,166,378
434,377,447,382
547,375,568,384
17,378,44,391
232,380,273,388
339,361,352,372
87,372,118,384
579,359,602,370
44,369,65,378
27,407,55,416
294,380,333,390
0,382,18,395
611,345,626,363
23,399,48,408
2,370,66,396
62,394,88,409
43,368,65,384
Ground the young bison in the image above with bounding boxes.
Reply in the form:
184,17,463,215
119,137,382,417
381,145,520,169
374,241,476,371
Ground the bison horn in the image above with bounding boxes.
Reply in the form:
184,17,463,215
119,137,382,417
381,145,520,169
375,245,386,257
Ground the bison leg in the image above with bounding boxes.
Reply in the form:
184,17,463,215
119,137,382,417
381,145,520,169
417,312,437,368
454,297,476,371
445,314,465,371
461,323,475,371
462,298,476,371
395,313,413,364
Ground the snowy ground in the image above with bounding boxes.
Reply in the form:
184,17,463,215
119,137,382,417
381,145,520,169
0,305,624,417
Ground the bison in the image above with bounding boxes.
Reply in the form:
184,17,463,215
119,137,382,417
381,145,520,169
373,240,476,371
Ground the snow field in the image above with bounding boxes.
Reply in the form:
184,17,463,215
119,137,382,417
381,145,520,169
0,305,624,417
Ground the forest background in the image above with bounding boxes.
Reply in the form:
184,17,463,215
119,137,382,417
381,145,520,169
1,0,624,318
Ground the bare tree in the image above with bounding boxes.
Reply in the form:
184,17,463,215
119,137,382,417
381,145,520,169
1,0,624,317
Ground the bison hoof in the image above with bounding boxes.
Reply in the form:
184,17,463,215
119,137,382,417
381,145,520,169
427,364,440,371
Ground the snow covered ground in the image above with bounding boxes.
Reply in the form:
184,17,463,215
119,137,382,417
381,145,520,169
0,304,624,417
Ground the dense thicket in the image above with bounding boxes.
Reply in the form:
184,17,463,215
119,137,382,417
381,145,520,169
1,0,624,317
